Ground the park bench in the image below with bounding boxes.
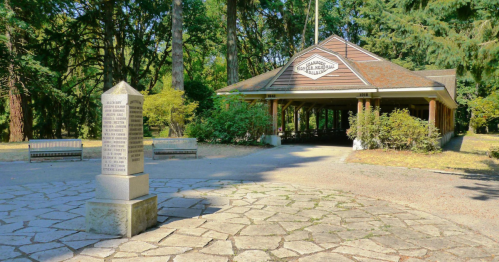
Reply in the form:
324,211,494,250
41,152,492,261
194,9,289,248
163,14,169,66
29,139,83,163
152,138,198,160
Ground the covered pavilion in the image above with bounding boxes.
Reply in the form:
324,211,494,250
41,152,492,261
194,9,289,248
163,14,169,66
217,35,457,148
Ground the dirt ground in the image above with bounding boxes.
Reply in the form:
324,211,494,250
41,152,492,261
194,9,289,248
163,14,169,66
0,138,266,161
347,134,499,175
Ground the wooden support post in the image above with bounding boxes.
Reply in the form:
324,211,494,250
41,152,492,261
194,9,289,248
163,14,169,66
365,98,371,124
357,98,364,137
281,106,286,133
429,98,436,131
374,98,380,117
272,99,278,135
282,100,293,111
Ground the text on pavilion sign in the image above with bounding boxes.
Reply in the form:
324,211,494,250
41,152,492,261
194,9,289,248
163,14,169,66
293,54,339,80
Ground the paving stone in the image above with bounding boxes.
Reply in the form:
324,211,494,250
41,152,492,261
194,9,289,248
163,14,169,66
224,217,251,225
30,247,74,262
411,225,441,237
131,229,175,243
284,241,324,255
162,198,201,208
298,252,354,262
203,230,229,240
28,219,58,227
17,226,57,233
296,209,329,218
284,230,310,241
94,239,129,248
263,206,300,214
177,227,208,236
19,242,64,254
64,256,104,262
279,222,312,231
254,198,291,206
333,246,399,262
312,233,342,244
370,236,417,250
118,241,157,252
291,202,316,209
200,240,234,255
201,221,245,235
201,212,241,221
425,251,465,262
34,230,77,243
162,218,206,229
226,207,251,214
240,224,286,236
59,232,118,242
80,247,115,258
234,236,281,250
173,252,227,262
0,246,21,260
63,240,100,250
0,222,24,233
244,209,275,220
305,224,344,233
447,247,490,258
113,252,138,258
398,249,427,257
407,237,463,250
114,256,171,262
51,217,86,231
233,250,270,262
271,248,298,258
343,239,396,253
158,208,202,218
159,234,212,248
38,211,80,220
142,247,192,256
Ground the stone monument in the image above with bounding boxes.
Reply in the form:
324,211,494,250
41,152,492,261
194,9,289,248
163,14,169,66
86,81,157,237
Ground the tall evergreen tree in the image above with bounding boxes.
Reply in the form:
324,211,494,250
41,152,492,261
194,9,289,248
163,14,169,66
227,0,238,85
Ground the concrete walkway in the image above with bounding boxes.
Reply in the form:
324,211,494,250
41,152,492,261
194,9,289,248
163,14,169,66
1,144,499,248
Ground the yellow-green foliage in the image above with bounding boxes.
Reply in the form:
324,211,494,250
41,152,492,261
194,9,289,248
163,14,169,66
468,94,499,132
347,108,441,152
142,75,198,137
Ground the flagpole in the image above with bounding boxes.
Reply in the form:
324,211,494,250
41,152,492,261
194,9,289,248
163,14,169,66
315,0,318,44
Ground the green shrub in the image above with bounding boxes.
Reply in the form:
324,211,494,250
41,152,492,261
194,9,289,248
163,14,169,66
347,108,441,152
488,146,499,159
185,94,271,144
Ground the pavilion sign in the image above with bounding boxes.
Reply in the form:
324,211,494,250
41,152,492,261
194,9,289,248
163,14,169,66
293,54,339,80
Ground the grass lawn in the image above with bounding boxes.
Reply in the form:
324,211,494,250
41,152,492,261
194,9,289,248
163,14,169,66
0,138,266,162
347,134,499,176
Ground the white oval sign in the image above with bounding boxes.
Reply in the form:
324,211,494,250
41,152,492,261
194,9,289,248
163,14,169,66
293,54,339,80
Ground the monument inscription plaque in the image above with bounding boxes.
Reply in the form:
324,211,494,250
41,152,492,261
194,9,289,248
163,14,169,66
86,81,157,237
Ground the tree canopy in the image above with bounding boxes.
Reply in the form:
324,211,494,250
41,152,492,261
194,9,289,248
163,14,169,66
1,0,498,141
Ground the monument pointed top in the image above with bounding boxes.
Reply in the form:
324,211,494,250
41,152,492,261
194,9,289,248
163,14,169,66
103,81,143,96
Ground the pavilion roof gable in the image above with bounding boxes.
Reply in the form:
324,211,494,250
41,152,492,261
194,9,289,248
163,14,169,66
263,45,373,91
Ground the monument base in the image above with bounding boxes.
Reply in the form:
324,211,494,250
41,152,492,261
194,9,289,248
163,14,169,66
86,194,157,237
261,135,281,146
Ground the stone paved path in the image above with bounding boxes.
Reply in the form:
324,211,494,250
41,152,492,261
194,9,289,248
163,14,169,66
1,179,498,262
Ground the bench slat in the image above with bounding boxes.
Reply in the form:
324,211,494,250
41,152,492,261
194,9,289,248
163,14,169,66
152,138,197,160
29,139,83,162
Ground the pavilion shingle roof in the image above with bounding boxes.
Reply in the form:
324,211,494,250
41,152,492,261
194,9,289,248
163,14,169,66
217,35,454,98
353,61,445,89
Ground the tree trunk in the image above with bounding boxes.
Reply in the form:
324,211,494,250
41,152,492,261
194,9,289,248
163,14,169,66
227,0,239,85
103,0,115,92
172,0,184,91
171,0,184,137
6,0,30,142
